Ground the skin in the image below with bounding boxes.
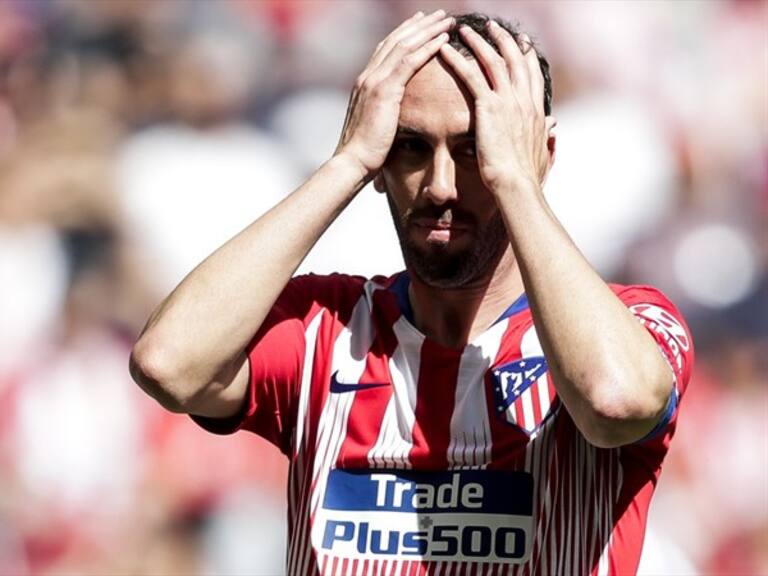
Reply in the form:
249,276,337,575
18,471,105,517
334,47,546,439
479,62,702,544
130,11,673,448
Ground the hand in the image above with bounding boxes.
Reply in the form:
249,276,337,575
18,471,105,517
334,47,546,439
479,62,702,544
438,22,555,193
335,10,453,178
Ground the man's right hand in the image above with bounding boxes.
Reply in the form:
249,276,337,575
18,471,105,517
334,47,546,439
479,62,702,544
130,10,454,421
335,10,454,178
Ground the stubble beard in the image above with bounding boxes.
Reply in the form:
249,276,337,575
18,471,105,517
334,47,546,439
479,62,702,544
386,195,509,289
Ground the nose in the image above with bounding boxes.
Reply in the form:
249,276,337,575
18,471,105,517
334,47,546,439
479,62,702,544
422,146,457,205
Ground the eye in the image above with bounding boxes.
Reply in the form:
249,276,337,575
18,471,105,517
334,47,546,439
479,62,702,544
394,137,430,154
455,140,477,158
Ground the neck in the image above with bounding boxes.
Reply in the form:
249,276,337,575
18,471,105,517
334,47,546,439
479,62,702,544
407,247,524,349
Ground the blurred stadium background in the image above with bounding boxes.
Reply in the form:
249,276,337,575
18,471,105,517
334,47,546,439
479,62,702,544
0,0,765,574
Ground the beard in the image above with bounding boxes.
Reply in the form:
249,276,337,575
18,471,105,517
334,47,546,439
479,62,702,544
387,195,509,289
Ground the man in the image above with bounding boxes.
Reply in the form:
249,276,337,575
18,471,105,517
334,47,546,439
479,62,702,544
130,10,693,575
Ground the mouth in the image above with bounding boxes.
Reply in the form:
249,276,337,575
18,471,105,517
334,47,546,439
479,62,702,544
410,218,471,244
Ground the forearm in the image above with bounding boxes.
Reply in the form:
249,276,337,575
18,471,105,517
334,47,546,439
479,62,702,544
131,153,368,409
497,180,672,447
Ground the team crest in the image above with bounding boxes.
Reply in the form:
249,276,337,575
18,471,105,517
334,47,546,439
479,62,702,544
491,356,555,434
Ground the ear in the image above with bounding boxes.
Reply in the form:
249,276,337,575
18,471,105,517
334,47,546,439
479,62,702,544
542,115,557,185
373,171,387,194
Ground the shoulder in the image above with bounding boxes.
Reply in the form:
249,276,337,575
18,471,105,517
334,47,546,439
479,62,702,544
609,283,692,348
278,272,400,317
610,282,694,391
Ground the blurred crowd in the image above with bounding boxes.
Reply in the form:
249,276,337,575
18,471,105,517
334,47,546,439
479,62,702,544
0,1,765,574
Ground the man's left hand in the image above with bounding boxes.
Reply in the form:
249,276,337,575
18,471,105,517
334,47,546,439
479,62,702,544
439,21,554,195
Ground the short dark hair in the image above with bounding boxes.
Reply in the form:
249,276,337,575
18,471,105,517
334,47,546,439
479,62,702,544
448,13,552,116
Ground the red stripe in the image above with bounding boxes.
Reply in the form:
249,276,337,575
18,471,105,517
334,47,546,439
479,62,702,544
409,340,461,468
337,319,399,468
530,381,543,425
330,555,339,576
486,316,529,469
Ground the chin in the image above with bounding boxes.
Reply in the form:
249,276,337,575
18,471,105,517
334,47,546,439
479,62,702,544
405,245,481,289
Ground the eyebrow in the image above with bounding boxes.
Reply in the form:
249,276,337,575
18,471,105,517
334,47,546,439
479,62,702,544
395,126,475,139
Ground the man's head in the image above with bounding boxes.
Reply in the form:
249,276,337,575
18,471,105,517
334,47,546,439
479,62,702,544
376,12,555,289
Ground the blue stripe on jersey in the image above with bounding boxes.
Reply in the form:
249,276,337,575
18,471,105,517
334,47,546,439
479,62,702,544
637,387,679,443
494,293,529,324
390,271,415,323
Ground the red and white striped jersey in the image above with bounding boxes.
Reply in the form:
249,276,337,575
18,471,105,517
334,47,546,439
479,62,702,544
194,272,694,576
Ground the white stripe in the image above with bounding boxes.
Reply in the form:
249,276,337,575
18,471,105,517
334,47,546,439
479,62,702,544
563,435,575,576
288,312,324,574
303,294,377,576
537,377,552,426
548,436,560,573
310,293,374,510
448,318,508,468
597,449,620,576
296,311,324,453
368,317,423,469
520,389,536,432
520,324,551,436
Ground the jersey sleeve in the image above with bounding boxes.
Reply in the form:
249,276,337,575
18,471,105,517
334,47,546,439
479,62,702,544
191,273,366,455
613,284,695,447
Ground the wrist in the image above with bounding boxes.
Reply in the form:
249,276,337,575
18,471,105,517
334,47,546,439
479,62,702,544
327,151,374,191
331,148,375,181
493,174,542,199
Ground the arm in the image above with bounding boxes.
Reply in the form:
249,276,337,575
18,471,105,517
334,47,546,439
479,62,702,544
130,10,454,418
440,24,673,448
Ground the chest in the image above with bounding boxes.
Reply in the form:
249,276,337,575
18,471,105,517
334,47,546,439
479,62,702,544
314,313,559,471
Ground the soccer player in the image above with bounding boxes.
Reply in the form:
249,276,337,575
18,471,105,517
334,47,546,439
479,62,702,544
130,10,694,575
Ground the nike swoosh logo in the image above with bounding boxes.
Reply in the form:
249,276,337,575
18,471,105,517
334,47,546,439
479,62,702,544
330,371,389,393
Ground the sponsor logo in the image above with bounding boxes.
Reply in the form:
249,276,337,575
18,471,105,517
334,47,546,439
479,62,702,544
330,371,389,394
491,357,552,434
630,304,689,372
312,469,534,562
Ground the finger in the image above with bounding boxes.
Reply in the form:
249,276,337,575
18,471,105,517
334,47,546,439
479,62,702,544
438,43,491,99
458,25,511,91
487,20,529,91
521,34,546,115
356,10,430,87
369,9,447,71
370,10,425,63
388,31,450,83
378,16,454,76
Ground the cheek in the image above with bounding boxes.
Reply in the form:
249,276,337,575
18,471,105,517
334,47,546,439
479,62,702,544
383,165,424,207
455,168,496,212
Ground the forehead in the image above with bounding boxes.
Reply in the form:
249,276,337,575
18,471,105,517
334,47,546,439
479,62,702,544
399,58,475,137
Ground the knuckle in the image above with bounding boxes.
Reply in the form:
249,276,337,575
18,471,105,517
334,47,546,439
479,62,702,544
399,54,416,69
369,80,386,98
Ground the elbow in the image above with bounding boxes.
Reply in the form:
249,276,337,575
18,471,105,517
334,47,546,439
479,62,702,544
129,336,190,413
577,377,672,449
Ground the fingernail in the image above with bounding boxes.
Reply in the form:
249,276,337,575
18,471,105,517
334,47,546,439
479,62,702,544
520,34,531,53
